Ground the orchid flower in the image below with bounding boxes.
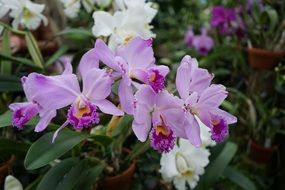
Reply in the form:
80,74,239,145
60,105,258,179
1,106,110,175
132,85,185,153
176,55,237,147
60,0,109,19
9,76,56,133
92,0,157,49
2,0,47,30
90,37,169,114
192,28,214,56
17,58,123,141
160,138,210,190
184,26,194,48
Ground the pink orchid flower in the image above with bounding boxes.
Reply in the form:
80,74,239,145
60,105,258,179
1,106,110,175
176,55,237,147
91,37,169,114
132,85,185,153
11,58,124,141
9,77,56,132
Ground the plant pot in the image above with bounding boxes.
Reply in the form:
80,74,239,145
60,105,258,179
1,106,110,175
98,150,136,190
248,47,285,70
248,141,275,164
0,155,16,183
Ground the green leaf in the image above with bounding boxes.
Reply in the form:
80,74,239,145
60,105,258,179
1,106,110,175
55,160,89,190
0,81,22,92
45,46,68,67
0,53,40,68
260,9,278,33
91,135,113,147
0,111,12,128
0,111,41,128
25,32,44,68
38,159,104,190
128,140,150,161
1,29,12,74
112,115,133,137
73,164,105,190
37,158,79,190
223,166,257,190
24,130,90,170
0,74,20,82
57,28,94,41
204,141,238,188
0,138,30,157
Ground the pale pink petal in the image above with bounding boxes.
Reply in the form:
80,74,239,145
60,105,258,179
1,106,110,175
25,73,80,110
134,85,156,108
156,90,184,110
78,48,99,78
161,108,187,138
214,108,237,124
34,109,57,132
116,37,155,69
185,92,199,106
61,57,73,75
198,84,228,108
176,56,192,100
185,115,202,147
154,65,169,77
94,39,121,71
82,68,113,100
92,99,124,116
118,76,134,114
132,105,152,142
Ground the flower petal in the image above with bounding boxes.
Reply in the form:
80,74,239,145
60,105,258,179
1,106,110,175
92,99,124,116
118,76,134,114
34,109,56,132
116,37,155,69
198,84,228,108
92,11,115,37
94,39,121,71
26,73,80,110
185,114,202,147
78,48,99,78
132,105,152,142
214,108,237,124
176,56,193,100
82,68,113,100
134,85,156,108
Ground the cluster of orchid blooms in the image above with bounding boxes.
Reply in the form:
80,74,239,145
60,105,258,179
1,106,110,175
184,27,214,56
9,36,237,153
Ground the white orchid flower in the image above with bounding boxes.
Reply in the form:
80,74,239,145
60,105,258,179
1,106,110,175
160,139,211,190
2,0,47,30
92,0,157,49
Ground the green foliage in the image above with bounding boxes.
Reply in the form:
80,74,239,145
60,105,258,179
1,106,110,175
37,158,104,190
24,129,90,170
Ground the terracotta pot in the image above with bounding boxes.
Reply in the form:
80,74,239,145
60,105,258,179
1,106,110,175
248,47,285,70
0,155,16,183
248,141,275,164
98,150,136,190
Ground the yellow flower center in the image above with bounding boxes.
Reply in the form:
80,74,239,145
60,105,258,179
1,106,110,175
156,124,170,136
211,118,220,126
74,99,91,119
123,35,134,44
149,72,156,82
23,8,34,20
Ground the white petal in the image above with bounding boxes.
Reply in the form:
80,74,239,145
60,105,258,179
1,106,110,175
4,175,23,190
92,11,115,37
